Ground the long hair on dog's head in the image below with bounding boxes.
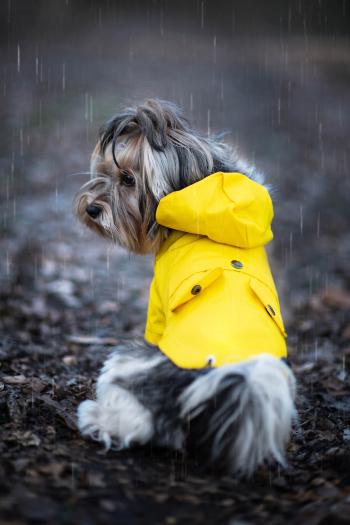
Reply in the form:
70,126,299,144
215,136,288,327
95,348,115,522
75,98,260,254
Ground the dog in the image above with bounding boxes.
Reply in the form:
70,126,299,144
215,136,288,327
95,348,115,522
75,98,296,476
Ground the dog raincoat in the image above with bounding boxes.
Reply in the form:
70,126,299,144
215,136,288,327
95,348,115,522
145,172,287,369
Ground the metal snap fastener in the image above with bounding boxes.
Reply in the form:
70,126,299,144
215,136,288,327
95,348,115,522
267,304,276,316
231,260,243,269
191,284,202,295
206,355,216,366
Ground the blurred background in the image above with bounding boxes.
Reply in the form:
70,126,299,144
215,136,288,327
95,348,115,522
1,2,350,522
1,0,349,305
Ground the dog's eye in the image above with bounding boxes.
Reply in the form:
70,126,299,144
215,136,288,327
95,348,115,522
120,171,135,187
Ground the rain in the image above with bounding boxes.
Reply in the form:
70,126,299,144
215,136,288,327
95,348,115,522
0,0,350,524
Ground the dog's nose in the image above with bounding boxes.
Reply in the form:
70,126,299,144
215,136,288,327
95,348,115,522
86,204,101,219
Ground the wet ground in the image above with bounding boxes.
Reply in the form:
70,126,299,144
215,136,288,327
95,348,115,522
1,2,350,524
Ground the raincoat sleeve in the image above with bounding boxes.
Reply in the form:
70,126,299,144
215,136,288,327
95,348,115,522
144,277,165,346
156,172,274,248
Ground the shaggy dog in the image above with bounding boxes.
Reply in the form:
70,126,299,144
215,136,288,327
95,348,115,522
75,98,296,476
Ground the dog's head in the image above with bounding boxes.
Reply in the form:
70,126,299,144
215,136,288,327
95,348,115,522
75,98,234,254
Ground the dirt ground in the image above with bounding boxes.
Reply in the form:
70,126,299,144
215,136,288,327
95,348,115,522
1,2,350,524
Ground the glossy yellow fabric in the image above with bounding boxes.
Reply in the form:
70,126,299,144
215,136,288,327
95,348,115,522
145,172,287,369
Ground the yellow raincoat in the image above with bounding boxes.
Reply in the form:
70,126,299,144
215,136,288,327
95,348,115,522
145,172,287,369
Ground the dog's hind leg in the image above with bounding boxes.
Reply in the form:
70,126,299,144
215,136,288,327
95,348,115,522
77,340,204,450
77,341,163,449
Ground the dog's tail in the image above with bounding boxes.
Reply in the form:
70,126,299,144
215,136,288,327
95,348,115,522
179,353,296,477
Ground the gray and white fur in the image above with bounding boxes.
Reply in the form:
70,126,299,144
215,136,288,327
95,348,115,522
75,98,296,476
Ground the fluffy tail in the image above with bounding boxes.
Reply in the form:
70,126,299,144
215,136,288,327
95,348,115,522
179,353,296,477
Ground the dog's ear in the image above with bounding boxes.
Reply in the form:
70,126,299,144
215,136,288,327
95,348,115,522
137,111,167,151
135,100,169,151
135,99,189,152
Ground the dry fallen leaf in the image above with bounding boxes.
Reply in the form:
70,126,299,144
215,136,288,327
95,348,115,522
2,375,29,385
62,355,78,365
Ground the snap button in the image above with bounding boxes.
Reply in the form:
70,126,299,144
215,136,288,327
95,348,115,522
206,355,216,366
267,304,276,316
231,260,243,269
191,284,202,295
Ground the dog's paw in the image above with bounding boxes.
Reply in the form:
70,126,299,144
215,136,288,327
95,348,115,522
77,387,155,450
77,400,112,448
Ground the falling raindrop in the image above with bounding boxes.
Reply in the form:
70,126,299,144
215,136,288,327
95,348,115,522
89,95,93,123
200,0,205,29
84,92,91,142
40,56,44,82
84,92,89,121
17,43,20,73
316,211,320,238
62,62,66,92
277,97,281,126
106,247,110,272
55,187,58,213
35,55,39,83
6,174,9,202
19,128,24,156
190,93,194,112
6,251,11,276
160,6,164,37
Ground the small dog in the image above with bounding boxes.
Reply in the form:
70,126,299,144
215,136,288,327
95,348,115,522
75,99,296,476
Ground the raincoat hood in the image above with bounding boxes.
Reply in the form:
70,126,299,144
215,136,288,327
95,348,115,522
145,172,287,369
156,171,274,249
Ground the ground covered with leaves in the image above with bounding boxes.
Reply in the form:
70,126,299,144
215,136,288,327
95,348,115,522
2,234,350,525
1,3,350,524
